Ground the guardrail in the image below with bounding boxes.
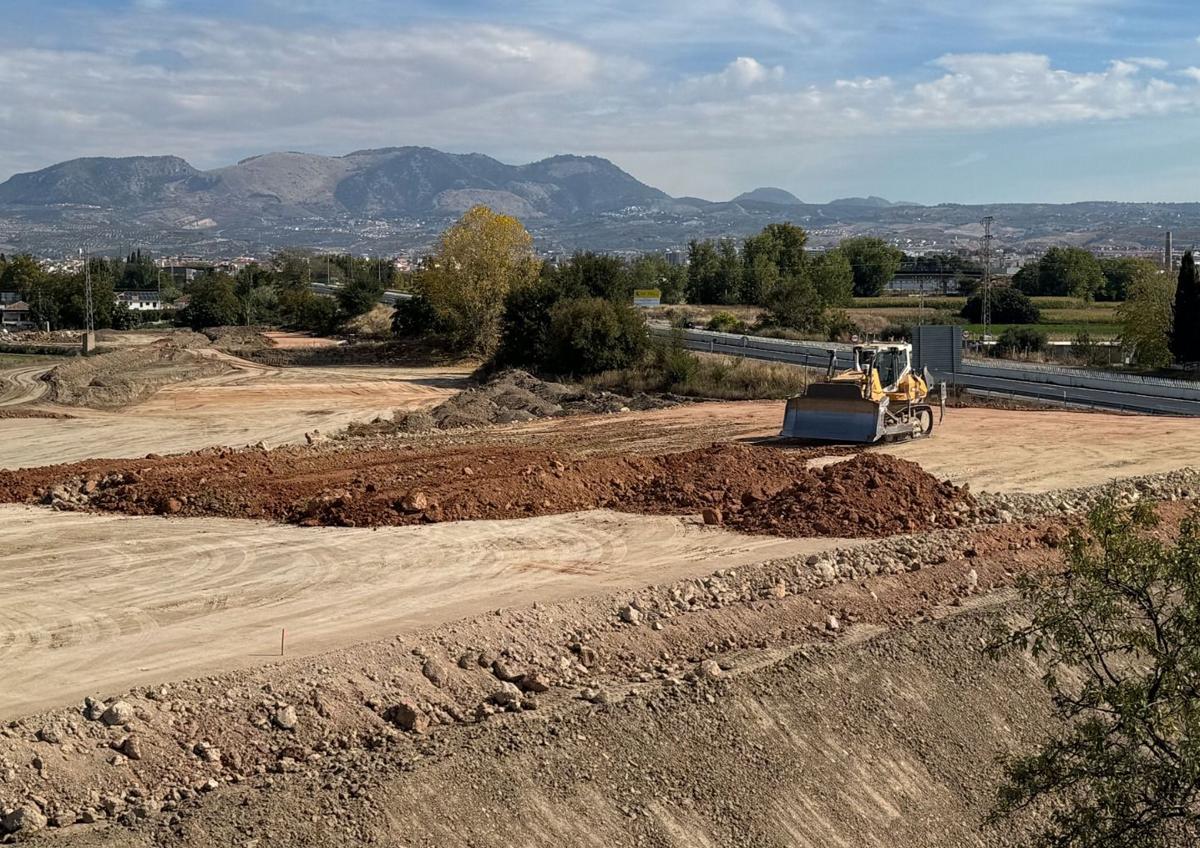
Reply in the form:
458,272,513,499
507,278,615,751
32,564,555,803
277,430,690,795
650,326,1200,416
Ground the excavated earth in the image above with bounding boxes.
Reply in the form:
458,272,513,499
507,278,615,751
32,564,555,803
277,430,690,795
347,368,676,436
0,443,975,538
39,343,231,410
0,497,1192,847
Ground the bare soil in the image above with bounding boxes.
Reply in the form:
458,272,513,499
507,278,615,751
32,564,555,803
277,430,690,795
0,442,976,538
39,344,232,410
0,361,469,469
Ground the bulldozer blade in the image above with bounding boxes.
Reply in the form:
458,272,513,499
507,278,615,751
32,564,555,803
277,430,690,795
780,383,886,444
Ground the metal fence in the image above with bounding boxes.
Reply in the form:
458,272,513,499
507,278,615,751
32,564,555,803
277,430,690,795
651,326,1200,416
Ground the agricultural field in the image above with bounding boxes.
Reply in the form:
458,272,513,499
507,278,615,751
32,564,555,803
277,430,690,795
848,295,1122,340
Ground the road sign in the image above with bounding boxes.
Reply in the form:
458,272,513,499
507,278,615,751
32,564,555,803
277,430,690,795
633,288,661,308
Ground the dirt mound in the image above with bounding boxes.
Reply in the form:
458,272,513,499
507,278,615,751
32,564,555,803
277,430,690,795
39,344,232,409
0,441,975,537
155,329,212,349
730,453,975,536
202,325,272,354
371,369,675,434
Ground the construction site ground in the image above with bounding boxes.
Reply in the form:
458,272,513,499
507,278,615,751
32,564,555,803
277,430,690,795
3,340,1200,845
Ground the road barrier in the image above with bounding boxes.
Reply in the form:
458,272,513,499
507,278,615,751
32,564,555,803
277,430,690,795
651,326,1200,416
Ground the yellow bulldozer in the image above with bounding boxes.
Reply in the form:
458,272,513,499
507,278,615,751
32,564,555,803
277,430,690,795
781,342,945,443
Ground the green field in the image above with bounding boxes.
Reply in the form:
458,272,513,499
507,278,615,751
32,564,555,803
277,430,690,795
849,295,1122,340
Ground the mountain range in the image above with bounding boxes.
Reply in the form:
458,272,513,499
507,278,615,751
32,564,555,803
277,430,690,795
0,147,1197,257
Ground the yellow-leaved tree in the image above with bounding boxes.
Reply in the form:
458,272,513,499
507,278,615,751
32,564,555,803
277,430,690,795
419,205,540,355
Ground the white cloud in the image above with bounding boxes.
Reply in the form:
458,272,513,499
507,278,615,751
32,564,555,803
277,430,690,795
680,56,784,94
1,4,1199,204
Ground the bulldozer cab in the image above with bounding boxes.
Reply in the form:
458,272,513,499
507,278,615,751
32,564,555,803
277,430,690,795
859,345,909,391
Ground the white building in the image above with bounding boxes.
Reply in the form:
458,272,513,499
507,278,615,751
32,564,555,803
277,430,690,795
117,291,172,311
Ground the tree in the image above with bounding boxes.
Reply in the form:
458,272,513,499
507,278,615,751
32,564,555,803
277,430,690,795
628,254,685,304
742,222,807,303
762,275,824,333
686,239,740,304
180,273,241,329
1119,264,1174,368
492,275,568,368
335,273,387,319
961,286,1040,324
1016,247,1105,299
1171,251,1200,363
990,499,1200,847
838,237,903,297
417,205,540,355
1099,257,1157,302
807,249,854,308
553,253,631,302
547,296,647,375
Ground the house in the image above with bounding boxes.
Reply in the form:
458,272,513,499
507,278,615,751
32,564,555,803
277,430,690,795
0,301,34,329
116,290,173,311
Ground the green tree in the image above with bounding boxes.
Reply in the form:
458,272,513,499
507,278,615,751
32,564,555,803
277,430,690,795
180,274,241,329
991,499,1200,847
1119,264,1174,368
1016,247,1105,299
1099,257,1156,302
492,276,568,369
961,287,1041,324
547,296,647,375
335,273,387,319
741,222,807,303
839,237,903,297
1171,251,1200,363
417,205,540,355
552,253,631,302
628,254,685,304
762,275,824,333
685,239,741,304
807,249,854,308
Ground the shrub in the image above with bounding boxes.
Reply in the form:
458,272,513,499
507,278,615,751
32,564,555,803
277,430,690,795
995,326,1047,357
651,331,700,385
961,286,1040,324
392,295,441,338
547,296,648,375
706,311,746,333
879,322,912,342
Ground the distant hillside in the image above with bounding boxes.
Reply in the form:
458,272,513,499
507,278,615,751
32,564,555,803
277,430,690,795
2,147,1199,257
0,148,672,223
732,187,802,206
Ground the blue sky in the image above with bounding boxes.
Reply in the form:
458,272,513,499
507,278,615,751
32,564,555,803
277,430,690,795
2,0,1200,202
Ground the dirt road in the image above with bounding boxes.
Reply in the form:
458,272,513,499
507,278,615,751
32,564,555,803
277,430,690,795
0,504,859,719
0,361,468,468
535,401,1200,493
0,363,51,406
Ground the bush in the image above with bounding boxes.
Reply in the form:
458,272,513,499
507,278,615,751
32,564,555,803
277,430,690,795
392,294,442,338
961,287,1040,324
705,311,746,333
994,326,1047,357
491,279,566,368
292,294,341,335
651,331,700,385
879,322,912,342
546,296,648,375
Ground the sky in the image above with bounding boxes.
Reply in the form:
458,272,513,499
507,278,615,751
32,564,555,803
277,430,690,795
2,0,1200,203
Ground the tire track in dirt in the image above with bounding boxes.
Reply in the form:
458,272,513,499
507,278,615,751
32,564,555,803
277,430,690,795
0,504,859,719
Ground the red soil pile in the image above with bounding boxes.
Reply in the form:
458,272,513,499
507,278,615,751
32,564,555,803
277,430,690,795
728,453,974,536
0,443,974,538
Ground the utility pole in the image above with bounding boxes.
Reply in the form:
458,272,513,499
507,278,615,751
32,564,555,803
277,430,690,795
981,216,994,347
82,246,96,354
